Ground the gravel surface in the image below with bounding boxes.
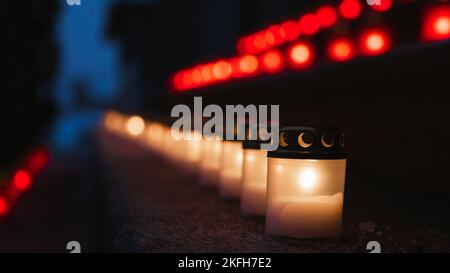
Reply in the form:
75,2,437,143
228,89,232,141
96,131,450,253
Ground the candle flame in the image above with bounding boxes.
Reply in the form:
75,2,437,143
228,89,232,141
276,165,283,173
298,169,317,191
126,116,145,136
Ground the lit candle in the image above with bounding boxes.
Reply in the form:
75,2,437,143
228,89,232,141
145,122,165,152
103,111,124,134
126,115,145,137
181,130,203,172
162,126,177,160
219,140,243,199
241,147,268,216
266,127,347,238
199,136,222,186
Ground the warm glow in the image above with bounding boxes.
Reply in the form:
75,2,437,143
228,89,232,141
239,55,259,74
104,111,121,130
262,50,283,72
370,0,392,12
281,20,301,41
276,164,283,173
328,38,354,62
267,25,286,46
201,65,213,83
191,68,203,85
182,71,193,89
241,149,268,216
220,141,244,199
367,34,384,50
289,43,313,67
253,33,268,51
212,60,232,80
13,170,31,191
422,6,450,41
0,197,8,216
126,116,145,136
435,16,450,35
200,137,222,186
147,123,165,150
360,30,390,55
237,37,248,54
172,72,185,90
298,169,317,191
266,157,347,238
339,0,362,20
264,30,276,46
299,13,320,35
316,5,338,28
27,148,50,174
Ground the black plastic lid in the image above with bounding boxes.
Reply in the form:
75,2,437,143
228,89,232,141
268,126,346,159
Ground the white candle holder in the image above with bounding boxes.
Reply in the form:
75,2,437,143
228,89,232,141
266,127,347,238
241,147,268,216
147,122,166,153
219,140,243,199
181,131,203,173
199,136,222,186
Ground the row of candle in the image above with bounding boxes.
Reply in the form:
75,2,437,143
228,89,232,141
103,111,347,238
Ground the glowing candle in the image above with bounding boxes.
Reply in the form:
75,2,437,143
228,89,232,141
219,140,243,199
162,126,178,160
103,111,125,134
181,130,203,172
266,127,347,238
145,122,165,152
241,148,268,216
200,136,222,186
126,115,145,137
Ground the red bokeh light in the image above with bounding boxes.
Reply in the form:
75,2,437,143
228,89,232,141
261,50,284,73
339,0,362,20
263,30,276,47
239,55,259,74
328,38,355,62
317,6,338,28
422,6,450,41
172,72,185,91
281,20,301,41
0,197,8,216
359,29,391,55
201,64,213,83
267,25,286,46
182,71,194,89
212,60,232,80
191,68,203,85
27,148,50,174
13,170,32,191
299,13,320,35
252,33,268,52
288,43,314,68
237,37,248,54
370,0,392,12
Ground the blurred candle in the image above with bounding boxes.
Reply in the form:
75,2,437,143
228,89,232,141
182,130,203,172
219,140,243,199
126,115,145,137
266,127,347,238
200,136,222,186
168,127,188,165
241,147,268,216
146,122,165,152
103,111,124,133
